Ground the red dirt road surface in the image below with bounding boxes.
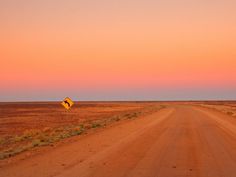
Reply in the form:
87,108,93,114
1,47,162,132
1,104,236,177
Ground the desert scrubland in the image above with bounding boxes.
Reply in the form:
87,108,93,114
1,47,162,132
1,102,236,177
0,102,164,160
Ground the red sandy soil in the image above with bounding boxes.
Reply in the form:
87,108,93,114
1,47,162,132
0,102,164,158
195,101,236,117
0,102,156,136
1,103,236,177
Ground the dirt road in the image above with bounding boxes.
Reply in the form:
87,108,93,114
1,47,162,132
1,105,236,177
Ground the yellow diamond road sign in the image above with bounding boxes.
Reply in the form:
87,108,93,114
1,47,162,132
61,97,74,110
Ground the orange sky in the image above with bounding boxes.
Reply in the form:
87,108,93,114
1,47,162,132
1,0,236,101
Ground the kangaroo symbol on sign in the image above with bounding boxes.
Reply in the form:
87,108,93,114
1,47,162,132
64,100,70,107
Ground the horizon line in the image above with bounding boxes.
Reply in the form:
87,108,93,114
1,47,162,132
0,99,236,103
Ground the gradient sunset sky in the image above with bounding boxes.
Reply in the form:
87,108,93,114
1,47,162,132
1,0,236,101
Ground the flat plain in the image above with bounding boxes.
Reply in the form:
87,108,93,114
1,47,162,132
0,101,236,177
0,102,163,160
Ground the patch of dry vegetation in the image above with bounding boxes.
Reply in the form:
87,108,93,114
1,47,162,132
0,104,165,159
198,102,236,117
